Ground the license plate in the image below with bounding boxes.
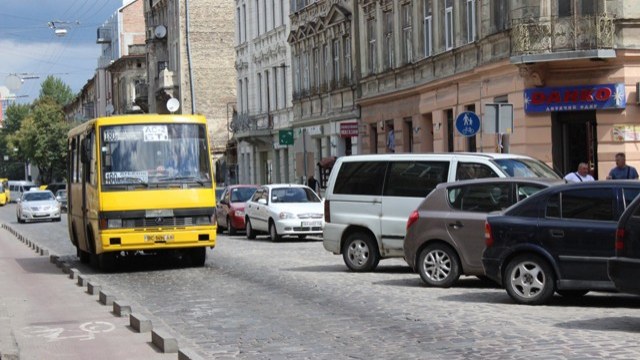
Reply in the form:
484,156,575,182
144,234,174,242
301,221,322,227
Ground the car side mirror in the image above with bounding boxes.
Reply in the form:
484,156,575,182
258,199,267,205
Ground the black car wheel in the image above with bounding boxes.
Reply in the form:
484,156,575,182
246,218,256,240
269,221,281,242
342,232,380,272
417,243,461,288
504,255,555,305
227,216,237,236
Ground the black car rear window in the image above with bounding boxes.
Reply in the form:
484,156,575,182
546,188,615,221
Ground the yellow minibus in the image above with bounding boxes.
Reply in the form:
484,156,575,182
67,114,217,270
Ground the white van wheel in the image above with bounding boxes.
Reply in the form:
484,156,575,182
342,232,380,272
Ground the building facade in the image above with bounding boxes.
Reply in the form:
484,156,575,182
354,0,640,179
288,0,360,188
232,0,294,185
108,44,147,115
144,0,237,158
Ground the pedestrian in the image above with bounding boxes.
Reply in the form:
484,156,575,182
386,124,395,153
564,162,595,183
607,152,639,180
307,175,319,193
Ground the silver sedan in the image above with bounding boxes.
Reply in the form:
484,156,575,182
16,190,62,223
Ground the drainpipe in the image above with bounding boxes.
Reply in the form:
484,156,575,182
185,0,196,114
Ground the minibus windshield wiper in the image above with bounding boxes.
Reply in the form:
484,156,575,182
163,176,205,186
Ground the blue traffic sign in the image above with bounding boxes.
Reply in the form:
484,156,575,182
455,111,480,137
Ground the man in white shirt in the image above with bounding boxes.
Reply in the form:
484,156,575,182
564,162,595,183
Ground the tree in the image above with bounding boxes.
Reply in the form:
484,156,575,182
11,97,70,184
0,103,31,179
39,75,75,106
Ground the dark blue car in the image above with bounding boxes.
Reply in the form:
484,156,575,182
482,181,640,305
608,194,640,295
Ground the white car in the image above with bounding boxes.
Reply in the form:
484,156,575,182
16,190,62,223
245,184,323,241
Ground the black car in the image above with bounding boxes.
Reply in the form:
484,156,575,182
608,194,640,295
482,181,640,305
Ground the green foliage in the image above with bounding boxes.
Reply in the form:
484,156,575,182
11,97,70,184
3,103,30,135
39,75,75,106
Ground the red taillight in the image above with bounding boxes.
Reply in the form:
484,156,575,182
615,228,625,251
406,210,419,230
484,221,494,247
324,200,330,223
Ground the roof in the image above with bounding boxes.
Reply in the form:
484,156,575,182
337,153,536,162
434,177,564,190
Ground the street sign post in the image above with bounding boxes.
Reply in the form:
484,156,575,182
279,129,294,146
455,111,481,137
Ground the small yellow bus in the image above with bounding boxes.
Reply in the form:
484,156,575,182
0,178,8,205
67,114,217,270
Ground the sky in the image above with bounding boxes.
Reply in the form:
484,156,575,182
0,0,124,104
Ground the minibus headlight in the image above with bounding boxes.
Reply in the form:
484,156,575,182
107,219,122,229
123,219,136,228
195,216,211,225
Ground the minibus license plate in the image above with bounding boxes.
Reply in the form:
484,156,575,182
301,221,322,227
145,234,174,242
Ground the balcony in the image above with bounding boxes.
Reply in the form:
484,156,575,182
511,14,615,60
230,113,274,140
96,27,111,44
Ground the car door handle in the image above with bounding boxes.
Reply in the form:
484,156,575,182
550,229,564,238
448,221,463,229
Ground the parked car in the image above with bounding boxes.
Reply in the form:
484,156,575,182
245,184,323,241
482,181,640,305
404,178,562,287
323,153,561,272
216,185,258,235
16,189,62,223
55,189,68,211
608,194,640,295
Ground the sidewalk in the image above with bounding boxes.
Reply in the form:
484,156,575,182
0,227,175,360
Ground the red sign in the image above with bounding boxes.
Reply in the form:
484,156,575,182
524,83,626,113
340,122,359,138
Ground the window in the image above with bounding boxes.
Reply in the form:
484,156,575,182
448,183,513,212
242,5,247,42
623,188,640,208
257,73,263,111
263,0,267,32
294,55,300,94
313,47,320,91
256,0,260,36
466,0,476,43
238,79,243,113
560,0,598,17
273,66,279,110
516,183,547,202
333,39,341,84
244,78,249,112
444,0,453,50
323,44,330,86
455,163,499,180
384,161,450,197
492,0,508,32
367,18,377,74
280,0,285,26
383,11,394,69
561,189,615,221
272,0,276,29
344,38,352,83
280,65,286,108
423,0,432,57
402,3,413,64
265,70,270,112
333,162,387,195
237,7,241,44
302,51,310,91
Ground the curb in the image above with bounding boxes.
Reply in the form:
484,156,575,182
0,223,207,360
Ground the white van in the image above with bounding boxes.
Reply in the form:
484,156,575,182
322,153,560,271
8,180,37,203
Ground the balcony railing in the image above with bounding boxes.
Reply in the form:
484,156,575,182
97,27,112,44
511,14,615,56
230,113,273,135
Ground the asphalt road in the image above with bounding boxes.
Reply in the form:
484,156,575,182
2,203,640,359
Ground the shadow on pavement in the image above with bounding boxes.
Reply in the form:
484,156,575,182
439,290,640,308
555,316,640,332
14,257,64,274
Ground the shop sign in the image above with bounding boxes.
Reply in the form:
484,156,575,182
524,83,626,113
340,122,359,138
305,125,323,135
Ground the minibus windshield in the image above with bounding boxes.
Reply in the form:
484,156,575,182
100,123,211,188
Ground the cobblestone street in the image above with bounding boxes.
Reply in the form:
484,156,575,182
2,208,640,359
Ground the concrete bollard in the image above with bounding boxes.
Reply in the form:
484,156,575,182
113,301,132,317
49,255,59,264
129,313,152,333
179,348,206,360
69,268,80,280
99,291,116,306
77,274,90,287
151,329,178,353
87,282,101,295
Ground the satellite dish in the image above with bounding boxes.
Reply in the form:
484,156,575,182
154,25,167,39
166,98,180,113
5,75,23,92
